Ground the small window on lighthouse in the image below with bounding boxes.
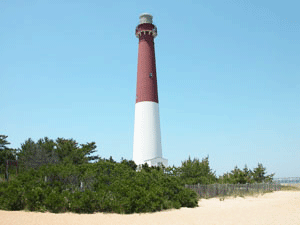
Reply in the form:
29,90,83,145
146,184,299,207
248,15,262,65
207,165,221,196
149,73,153,78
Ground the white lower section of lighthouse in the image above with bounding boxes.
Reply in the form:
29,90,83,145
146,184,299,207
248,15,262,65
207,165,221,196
133,101,168,167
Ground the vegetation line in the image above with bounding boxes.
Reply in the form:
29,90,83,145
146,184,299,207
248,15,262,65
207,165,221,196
0,135,278,214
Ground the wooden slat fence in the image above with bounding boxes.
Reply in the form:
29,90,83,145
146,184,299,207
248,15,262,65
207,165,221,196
185,183,281,198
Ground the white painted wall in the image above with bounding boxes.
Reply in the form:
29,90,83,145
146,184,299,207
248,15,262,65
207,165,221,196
133,101,167,166
144,157,168,167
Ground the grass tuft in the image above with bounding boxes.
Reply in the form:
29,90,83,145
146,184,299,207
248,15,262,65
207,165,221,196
280,185,300,191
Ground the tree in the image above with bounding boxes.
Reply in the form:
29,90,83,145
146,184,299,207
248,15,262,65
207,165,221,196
120,158,137,171
219,163,274,184
0,135,10,150
179,156,217,185
230,166,244,184
224,165,253,184
164,165,181,177
252,163,274,183
55,138,99,165
17,137,100,172
0,135,17,173
242,164,253,183
17,137,60,172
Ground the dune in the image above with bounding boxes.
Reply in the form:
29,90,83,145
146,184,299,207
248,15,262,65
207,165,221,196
1,190,300,225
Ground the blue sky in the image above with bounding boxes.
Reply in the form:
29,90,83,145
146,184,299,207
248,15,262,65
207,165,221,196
1,0,299,178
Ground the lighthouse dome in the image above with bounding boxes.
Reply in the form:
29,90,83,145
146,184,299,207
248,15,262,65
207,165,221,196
139,13,153,24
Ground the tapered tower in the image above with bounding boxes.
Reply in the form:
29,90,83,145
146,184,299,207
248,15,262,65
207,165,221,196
133,13,168,167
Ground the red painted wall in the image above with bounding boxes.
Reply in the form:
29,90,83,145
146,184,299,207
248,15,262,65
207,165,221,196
135,23,159,103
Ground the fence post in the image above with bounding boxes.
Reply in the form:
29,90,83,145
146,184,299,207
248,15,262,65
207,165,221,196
213,184,216,197
5,160,9,182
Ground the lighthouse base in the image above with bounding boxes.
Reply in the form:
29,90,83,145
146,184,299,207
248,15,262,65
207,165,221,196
144,157,168,167
136,157,168,171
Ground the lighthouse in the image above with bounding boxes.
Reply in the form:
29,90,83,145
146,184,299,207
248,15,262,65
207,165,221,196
133,13,168,168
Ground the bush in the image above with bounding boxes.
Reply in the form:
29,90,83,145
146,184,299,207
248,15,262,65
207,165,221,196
44,188,68,213
175,187,198,207
25,186,48,212
67,190,100,214
0,180,26,211
0,158,199,214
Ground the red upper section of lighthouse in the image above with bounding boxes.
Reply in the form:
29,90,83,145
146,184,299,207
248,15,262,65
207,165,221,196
135,22,159,104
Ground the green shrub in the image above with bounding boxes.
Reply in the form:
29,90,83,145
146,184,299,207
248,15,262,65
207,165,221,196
67,190,99,214
0,158,200,214
25,186,47,211
0,180,26,211
44,187,68,213
0,182,9,210
175,187,198,207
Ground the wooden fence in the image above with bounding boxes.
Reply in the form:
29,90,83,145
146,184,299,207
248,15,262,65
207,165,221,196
185,183,281,198
0,173,286,197
43,175,96,192
42,175,281,196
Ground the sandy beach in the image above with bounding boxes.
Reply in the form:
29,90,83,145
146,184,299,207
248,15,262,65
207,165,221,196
1,190,300,225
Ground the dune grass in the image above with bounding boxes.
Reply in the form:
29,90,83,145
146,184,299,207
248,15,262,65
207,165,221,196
218,189,272,201
217,184,300,201
279,184,300,191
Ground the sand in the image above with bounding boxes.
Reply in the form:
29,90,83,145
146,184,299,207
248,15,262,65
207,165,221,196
1,191,300,225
